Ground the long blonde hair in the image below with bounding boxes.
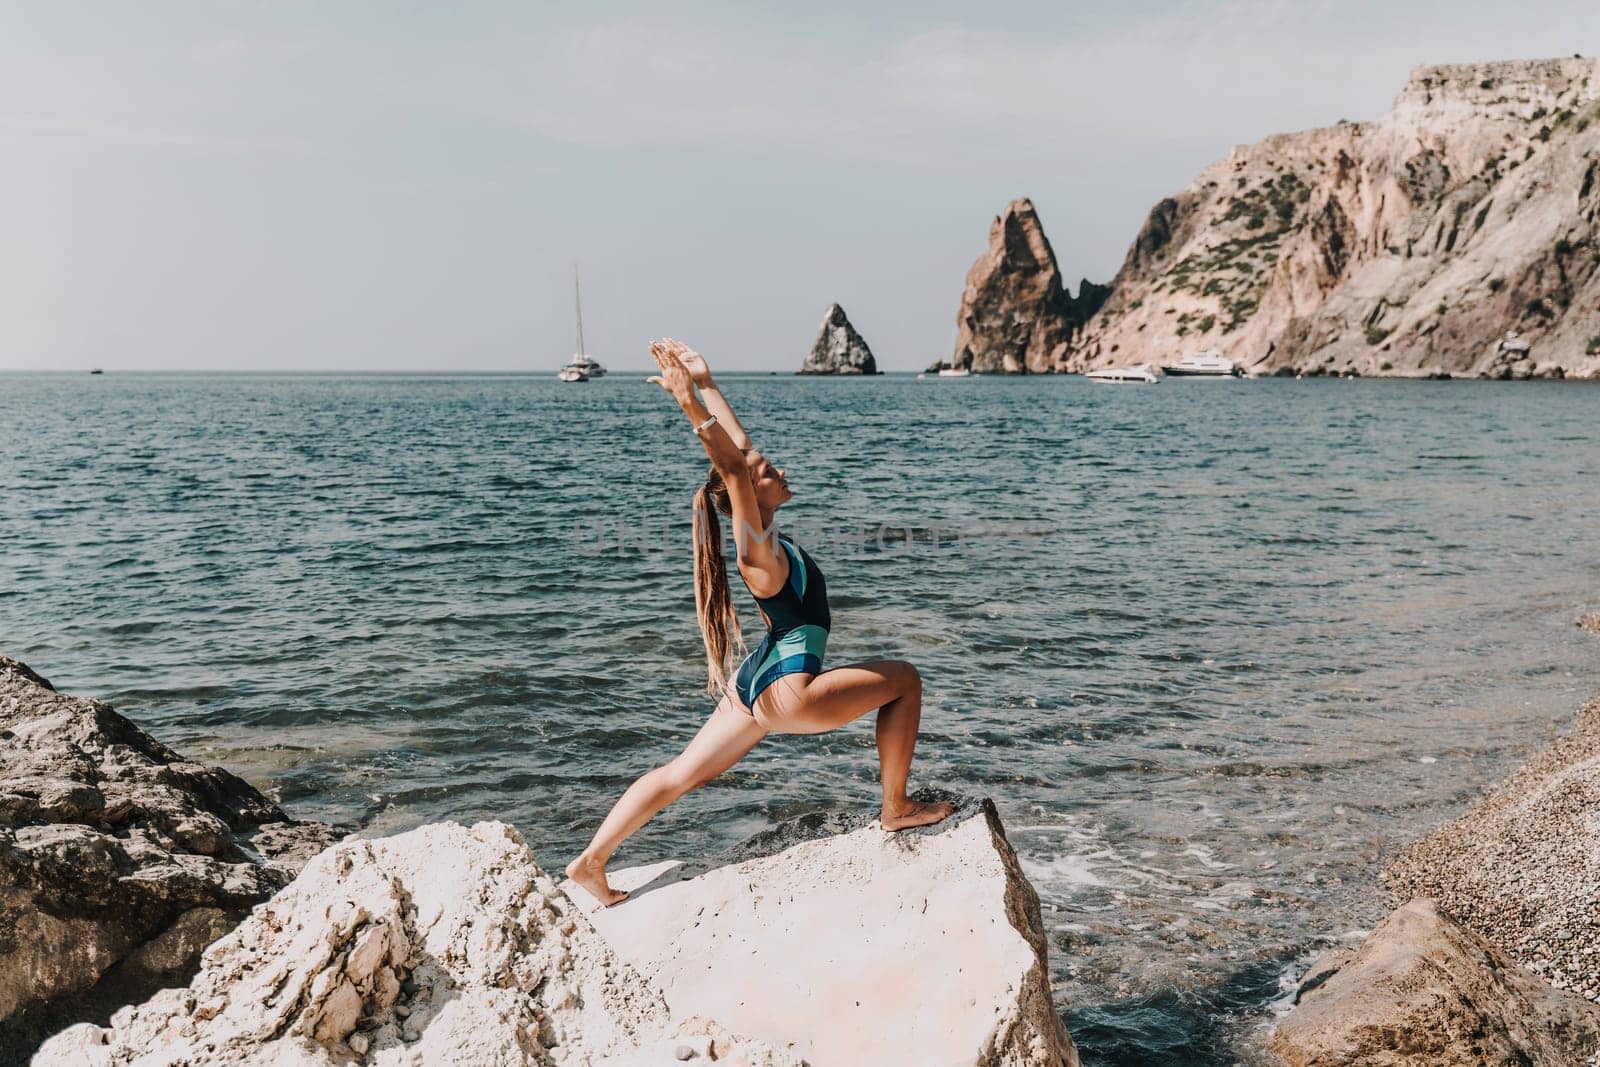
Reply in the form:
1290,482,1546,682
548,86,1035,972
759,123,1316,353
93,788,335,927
693,468,745,693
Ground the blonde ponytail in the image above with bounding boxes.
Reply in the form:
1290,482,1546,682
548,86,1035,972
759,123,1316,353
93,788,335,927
692,474,744,693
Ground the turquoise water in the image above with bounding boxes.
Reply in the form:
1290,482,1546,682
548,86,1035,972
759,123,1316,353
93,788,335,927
3,372,1597,1063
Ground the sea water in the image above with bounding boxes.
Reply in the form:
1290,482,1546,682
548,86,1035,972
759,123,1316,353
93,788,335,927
3,372,1597,1064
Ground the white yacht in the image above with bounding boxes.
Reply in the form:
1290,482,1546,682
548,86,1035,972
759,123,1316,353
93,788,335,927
937,367,972,377
1086,363,1161,384
1496,330,1531,355
1163,350,1240,377
558,266,606,381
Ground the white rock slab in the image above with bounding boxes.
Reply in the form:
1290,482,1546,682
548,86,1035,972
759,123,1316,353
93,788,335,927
566,800,1078,1067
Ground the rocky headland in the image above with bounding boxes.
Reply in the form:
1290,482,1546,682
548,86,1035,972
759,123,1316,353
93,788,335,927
1271,686,1600,1065
954,57,1600,378
797,303,879,374
0,656,338,1062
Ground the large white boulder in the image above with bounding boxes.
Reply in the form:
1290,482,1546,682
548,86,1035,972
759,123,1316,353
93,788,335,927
565,799,1078,1067
36,822,797,1066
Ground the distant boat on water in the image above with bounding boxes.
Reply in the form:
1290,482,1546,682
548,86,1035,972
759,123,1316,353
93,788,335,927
1163,350,1240,377
937,367,972,378
1087,364,1162,384
89,368,103,375
1496,330,1531,355
558,266,606,382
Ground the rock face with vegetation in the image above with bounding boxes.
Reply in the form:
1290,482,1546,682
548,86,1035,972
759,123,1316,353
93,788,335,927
1071,57,1600,377
0,656,338,1058
567,797,1079,1067
798,302,879,374
951,198,1108,373
37,822,799,1066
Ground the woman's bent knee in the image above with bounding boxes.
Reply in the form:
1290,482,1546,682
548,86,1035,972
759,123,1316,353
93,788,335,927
896,660,922,696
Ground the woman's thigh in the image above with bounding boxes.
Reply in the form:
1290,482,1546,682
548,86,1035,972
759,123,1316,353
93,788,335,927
667,693,769,787
753,660,915,736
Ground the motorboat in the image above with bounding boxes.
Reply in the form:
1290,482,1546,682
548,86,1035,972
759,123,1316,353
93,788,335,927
1496,330,1531,355
937,367,972,377
1086,364,1161,384
558,266,606,381
1163,350,1240,377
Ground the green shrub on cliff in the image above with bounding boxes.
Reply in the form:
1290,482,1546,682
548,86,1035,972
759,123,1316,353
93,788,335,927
1365,325,1393,346
1587,334,1600,355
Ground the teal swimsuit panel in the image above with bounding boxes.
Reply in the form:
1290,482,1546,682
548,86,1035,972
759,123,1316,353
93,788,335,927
734,537,830,711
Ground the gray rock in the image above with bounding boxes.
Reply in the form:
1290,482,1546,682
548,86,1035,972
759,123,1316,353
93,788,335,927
1272,898,1600,1066
797,302,878,375
0,655,339,1058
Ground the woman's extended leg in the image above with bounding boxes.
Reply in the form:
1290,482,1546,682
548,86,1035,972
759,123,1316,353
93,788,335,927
565,694,767,907
754,660,955,832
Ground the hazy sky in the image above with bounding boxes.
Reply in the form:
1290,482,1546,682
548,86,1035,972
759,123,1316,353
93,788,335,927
4,2,1596,372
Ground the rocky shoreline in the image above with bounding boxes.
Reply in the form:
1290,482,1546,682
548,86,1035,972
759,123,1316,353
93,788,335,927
0,656,339,1063
1,656,1080,1066
1271,661,1600,1063
12,639,1600,1065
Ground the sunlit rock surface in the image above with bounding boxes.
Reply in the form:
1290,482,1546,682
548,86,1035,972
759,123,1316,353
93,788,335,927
568,798,1079,1067
37,821,799,1066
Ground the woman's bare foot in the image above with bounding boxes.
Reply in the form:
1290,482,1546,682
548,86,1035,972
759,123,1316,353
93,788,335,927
881,799,958,832
564,854,629,909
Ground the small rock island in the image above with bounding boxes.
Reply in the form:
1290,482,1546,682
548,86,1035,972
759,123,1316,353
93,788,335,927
797,303,879,375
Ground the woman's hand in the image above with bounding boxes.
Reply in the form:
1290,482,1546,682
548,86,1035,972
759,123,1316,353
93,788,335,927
658,337,714,387
647,340,698,409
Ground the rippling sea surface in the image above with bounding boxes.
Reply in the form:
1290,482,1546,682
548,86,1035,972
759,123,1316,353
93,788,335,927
3,372,1597,1063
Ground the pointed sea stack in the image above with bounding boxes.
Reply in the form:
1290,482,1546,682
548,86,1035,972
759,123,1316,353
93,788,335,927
951,198,1100,373
798,303,879,374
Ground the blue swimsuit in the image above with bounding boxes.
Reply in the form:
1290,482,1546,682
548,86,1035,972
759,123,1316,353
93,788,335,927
733,535,831,713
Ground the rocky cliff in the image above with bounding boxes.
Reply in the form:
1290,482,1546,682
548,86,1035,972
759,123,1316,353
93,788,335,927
1072,57,1600,378
0,656,338,1060
951,199,1107,373
798,303,878,374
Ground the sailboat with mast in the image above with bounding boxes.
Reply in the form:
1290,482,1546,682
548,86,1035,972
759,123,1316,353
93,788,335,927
557,266,606,382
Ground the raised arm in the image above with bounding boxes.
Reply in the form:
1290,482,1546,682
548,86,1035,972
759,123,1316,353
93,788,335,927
647,342,786,593
659,339,755,453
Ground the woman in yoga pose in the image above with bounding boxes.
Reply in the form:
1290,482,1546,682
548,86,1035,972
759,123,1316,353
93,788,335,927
565,339,954,907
